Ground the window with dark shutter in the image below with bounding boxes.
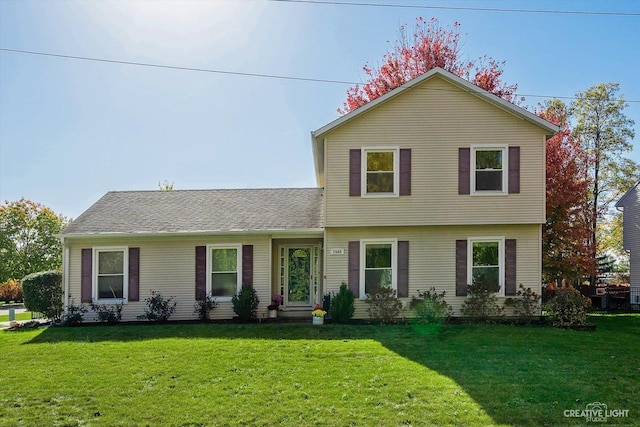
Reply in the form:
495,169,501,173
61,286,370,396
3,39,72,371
458,148,471,195
455,240,468,296
128,247,140,302
81,248,92,303
242,245,254,289
397,241,409,297
195,246,207,300
508,147,520,194
349,149,361,197
348,241,360,297
399,149,411,196
505,239,517,295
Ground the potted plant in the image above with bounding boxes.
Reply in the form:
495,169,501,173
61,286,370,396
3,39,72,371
268,294,282,318
311,303,327,325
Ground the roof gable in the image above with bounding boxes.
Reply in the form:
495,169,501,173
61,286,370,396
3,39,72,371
616,180,640,208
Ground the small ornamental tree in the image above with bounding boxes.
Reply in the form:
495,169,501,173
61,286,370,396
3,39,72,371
21,270,63,321
340,17,520,114
330,282,355,323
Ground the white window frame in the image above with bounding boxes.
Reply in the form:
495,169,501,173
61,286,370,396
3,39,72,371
361,146,400,197
467,237,505,297
471,145,508,196
360,239,398,299
206,244,242,302
93,246,128,304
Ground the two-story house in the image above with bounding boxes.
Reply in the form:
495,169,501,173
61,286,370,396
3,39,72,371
616,180,640,306
60,67,559,320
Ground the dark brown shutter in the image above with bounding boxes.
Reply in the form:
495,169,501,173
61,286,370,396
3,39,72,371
399,149,411,196
195,246,207,300
455,240,468,296
242,245,253,288
505,239,517,296
128,247,140,302
397,241,409,297
348,241,360,297
508,146,520,194
81,248,92,303
349,149,361,197
459,147,471,195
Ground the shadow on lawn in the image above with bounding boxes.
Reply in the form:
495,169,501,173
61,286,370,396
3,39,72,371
21,315,640,426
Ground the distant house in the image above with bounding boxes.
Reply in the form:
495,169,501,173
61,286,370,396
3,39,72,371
59,67,559,320
616,180,640,305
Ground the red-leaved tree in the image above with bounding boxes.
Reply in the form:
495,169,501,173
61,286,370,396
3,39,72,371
339,17,521,114
538,100,595,283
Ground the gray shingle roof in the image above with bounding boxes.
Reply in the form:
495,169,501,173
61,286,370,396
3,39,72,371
61,188,324,235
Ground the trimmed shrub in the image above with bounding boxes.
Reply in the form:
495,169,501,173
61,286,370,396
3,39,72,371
330,282,355,323
193,295,217,321
544,286,591,327
504,284,541,323
22,270,63,321
232,287,259,321
60,298,89,326
137,290,176,322
461,281,505,323
0,279,23,303
91,301,123,324
365,287,403,324
410,287,453,325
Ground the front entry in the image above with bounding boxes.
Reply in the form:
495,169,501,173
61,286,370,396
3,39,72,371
280,245,318,307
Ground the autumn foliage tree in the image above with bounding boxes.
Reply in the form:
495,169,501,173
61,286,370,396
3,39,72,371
340,17,521,114
538,100,594,283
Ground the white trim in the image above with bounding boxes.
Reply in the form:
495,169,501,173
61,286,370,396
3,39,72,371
206,244,242,302
361,146,400,197
471,145,508,196
467,237,505,297
359,238,398,299
93,246,129,304
62,238,69,313
280,244,318,307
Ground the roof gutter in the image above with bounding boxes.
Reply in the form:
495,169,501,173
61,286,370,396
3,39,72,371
59,228,326,240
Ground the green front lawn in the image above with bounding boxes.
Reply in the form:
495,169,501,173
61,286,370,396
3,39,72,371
1,316,638,426
0,311,33,322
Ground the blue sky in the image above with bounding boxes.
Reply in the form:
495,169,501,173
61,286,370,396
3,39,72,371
1,0,639,219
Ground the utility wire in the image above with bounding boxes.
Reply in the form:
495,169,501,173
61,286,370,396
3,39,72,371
269,0,640,17
1,48,639,103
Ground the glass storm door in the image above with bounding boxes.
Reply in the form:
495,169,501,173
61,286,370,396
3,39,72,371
285,247,312,306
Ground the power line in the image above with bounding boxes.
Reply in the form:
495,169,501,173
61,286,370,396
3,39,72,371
0,48,355,86
269,0,640,17
1,48,639,103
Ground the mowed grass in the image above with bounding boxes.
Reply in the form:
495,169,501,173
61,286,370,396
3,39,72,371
1,316,639,426
0,312,34,322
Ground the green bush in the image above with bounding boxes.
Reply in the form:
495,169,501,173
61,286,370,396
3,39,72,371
460,280,505,323
330,282,355,323
544,286,591,327
365,287,403,325
0,279,23,303
21,270,63,321
504,284,541,324
137,290,176,322
193,295,217,321
91,301,123,324
410,287,453,325
60,298,89,326
232,287,259,321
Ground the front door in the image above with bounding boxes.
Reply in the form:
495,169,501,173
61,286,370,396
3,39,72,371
284,246,313,306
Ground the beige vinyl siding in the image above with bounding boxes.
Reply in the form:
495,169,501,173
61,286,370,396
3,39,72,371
323,76,547,227
324,224,541,318
621,189,640,288
66,235,271,321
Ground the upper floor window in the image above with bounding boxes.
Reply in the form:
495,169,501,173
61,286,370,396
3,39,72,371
94,247,128,302
472,146,507,194
362,147,399,196
208,245,242,300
